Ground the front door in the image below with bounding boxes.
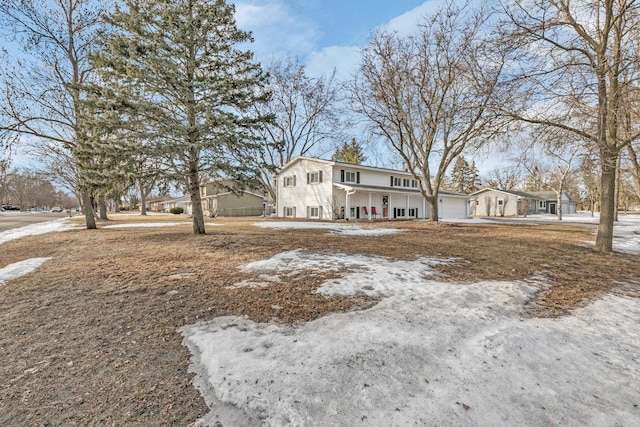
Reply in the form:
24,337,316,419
549,202,556,215
382,195,389,218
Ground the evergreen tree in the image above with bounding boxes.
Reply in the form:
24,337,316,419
467,160,481,193
91,0,269,234
332,138,367,164
449,156,469,193
523,165,547,191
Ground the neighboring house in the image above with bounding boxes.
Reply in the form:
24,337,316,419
275,156,471,221
471,188,544,217
470,188,578,217
528,191,578,215
200,181,266,217
146,196,173,213
163,195,193,215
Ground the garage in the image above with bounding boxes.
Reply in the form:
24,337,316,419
439,193,469,219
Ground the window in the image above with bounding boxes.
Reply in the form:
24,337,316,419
345,171,356,182
403,178,410,187
411,180,418,188
307,171,322,184
283,175,296,187
307,206,322,218
497,199,504,206
394,177,402,187
408,208,417,217
284,206,296,217
539,201,546,208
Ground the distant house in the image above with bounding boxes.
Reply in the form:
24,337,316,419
146,196,173,213
528,191,578,215
163,195,192,215
471,188,544,217
275,156,471,220
470,188,578,217
200,181,266,217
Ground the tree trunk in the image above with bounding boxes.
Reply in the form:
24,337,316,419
426,195,438,221
556,190,563,221
81,191,96,229
139,179,147,216
594,153,616,252
98,197,108,220
188,171,206,235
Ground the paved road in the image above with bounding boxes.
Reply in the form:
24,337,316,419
0,212,69,233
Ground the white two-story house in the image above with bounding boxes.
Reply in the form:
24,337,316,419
275,156,471,220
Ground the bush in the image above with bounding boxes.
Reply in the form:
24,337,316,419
169,207,184,214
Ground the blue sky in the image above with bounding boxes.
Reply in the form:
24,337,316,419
234,0,437,79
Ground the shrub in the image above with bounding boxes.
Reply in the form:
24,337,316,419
169,207,184,214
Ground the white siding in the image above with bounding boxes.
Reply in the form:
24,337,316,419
439,196,468,219
277,159,333,219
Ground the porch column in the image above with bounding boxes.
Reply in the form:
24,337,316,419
345,193,351,221
368,193,372,220
406,195,409,218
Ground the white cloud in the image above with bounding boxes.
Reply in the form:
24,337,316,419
384,1,442,35
305,45,360,80
234,1,320,60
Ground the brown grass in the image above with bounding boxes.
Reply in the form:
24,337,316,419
0,215,637,425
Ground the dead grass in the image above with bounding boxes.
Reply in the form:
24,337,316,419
0,215,638,425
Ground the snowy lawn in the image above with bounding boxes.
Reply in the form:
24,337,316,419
183,248,640,425
254,221,399,236
0,218,78,245
0,257,51,286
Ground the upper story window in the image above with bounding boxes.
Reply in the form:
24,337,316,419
411,180,418,188
498,199,504,206
340,170,360,184
283,175,296,187
402,178,410,187
394,177,402,187
307,171,323,184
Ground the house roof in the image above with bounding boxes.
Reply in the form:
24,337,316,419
204,191,266,200
470,188,545,200
334,182,471,199
277,156,418,177
528,191,578,202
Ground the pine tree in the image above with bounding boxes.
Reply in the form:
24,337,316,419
449,156,470,193
467,160,481,193
332,138,367,164
91,0,269,234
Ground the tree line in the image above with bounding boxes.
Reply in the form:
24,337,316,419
1,0,639,253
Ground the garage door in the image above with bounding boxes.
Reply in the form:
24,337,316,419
439,197,468,219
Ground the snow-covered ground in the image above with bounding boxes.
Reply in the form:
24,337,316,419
0,215,638,425
254,221,399,236
0,218,78,245
183,218,640,426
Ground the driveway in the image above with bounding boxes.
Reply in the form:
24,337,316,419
0,212,68,233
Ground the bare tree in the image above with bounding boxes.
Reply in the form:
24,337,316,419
351,1,508,220
0,0,109,229
485,166,522,191
498,0,640,252
251,58,345,202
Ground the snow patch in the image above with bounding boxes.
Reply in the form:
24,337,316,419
0,257,52,285
0,219,77,245
254,221,399,236
183,251,640,426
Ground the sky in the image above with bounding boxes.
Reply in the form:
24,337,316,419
233,0,437,79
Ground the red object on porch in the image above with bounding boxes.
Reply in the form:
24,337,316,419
362,206,369,216
371,206,379,218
